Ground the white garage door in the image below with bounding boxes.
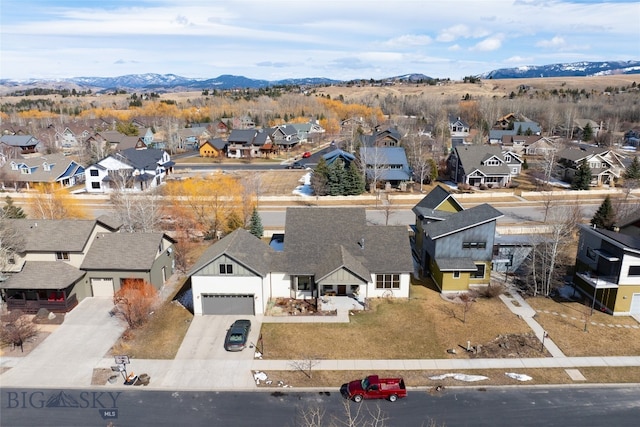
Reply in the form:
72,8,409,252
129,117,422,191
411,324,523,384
202,294,255,315
91,278,114,297
630,293,640,315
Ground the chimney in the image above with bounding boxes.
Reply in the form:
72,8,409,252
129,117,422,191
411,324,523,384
358,238,365,250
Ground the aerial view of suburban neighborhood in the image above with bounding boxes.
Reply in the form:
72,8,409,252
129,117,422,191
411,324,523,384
2,2,640,426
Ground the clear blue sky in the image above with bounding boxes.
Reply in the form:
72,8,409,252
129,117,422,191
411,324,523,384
1,0,639,81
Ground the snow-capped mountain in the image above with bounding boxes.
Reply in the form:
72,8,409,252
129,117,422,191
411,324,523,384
0,73,340,93
477,60,640,79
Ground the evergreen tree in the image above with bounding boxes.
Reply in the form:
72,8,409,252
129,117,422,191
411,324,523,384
248,207,263,238
582,122,593,142
624,156,640,180
428,158,438,182
2,196,26,218
327,160,348,196
571,159,592,190
345,161,365,195
311,158,330,196
516,124,523,135
522,158,529,170
590,195,616,230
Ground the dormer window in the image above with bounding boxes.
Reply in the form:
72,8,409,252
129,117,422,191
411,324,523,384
10,161,18,170
56,251,70,261
484,159,501,166
43,162,50,171
20,167,31,174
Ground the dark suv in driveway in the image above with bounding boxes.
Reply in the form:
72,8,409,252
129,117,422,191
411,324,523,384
224,319,252,351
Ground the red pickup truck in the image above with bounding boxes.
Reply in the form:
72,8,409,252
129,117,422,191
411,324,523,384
345,375,407,402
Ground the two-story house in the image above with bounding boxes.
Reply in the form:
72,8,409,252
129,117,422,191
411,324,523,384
359,146,412,189
448,145,513,188
412,186,503,292
0,153,85,191
189,207,414,315
85,147,174,193
0,217,176,313
360,126,402,147
556,146,627,186
0,135,41,157
226,129,270,159
573,224,640,316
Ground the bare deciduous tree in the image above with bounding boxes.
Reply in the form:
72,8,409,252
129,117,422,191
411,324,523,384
112,279,159,329
288,355,320,379
0,310,39,352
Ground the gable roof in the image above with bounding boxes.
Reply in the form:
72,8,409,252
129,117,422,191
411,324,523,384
0,153,83,184
454,145,511,176
0,135,40,146
112,147,167,170
280,207,413,275
322,149,356,166
557,146,608,162
189,228,274,277
81,232,174,271
9,219,102,252
2,261,84,289
412,185,463,221
425,203,503,239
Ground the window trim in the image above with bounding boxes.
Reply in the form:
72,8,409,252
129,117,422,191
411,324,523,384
453,271,460,279
55,251,69,261
472,264,486,279
376,273,400,289
219,263,233,275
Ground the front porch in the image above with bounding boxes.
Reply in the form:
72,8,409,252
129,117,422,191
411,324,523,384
5,290,78,314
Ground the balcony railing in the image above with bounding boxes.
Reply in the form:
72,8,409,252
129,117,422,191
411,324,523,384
575,272,619,289
6,294,78,314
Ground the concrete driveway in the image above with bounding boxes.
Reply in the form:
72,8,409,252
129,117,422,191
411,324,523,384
1,298,126,388
156,315,262,390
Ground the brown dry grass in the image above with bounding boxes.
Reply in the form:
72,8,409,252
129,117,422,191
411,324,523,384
526,297,640,357
256,367,640,388
314,75,640,103
260,281,532,360
109,301,193,359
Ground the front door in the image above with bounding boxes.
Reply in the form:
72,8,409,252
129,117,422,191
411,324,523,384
337,285,347,296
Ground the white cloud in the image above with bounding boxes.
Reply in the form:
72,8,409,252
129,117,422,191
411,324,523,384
536,36,566,48
471,35,504,52
437,24,472,42
384,35,432,47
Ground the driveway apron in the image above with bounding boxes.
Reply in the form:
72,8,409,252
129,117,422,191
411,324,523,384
1,298,125,388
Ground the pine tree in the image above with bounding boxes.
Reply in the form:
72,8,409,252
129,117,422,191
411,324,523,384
248,207,263,238
582,122,593,142
327,161,347,196
590,195,615,230
311,158,330,196
624,156,640,180
571,159,592,190
345,161,365,195
2,196,26,219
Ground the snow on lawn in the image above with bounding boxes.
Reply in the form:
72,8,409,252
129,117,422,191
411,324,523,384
292,171,313,196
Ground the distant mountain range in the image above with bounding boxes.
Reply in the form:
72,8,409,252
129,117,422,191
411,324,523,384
477,60,640,79
1,61,638,93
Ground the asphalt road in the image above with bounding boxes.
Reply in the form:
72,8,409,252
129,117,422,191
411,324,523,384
2,386,639,427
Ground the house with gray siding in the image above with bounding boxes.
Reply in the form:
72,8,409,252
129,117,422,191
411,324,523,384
189,207,414,315
413,186,503,292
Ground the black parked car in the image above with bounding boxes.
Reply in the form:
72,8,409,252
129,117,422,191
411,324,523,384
285,162,305,169
224,319,252,351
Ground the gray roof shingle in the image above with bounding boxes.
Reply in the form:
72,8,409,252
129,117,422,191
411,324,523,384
9,219,100,252
189,228,274,277
3,261,84,289
425,204,503,239
81,232,173,271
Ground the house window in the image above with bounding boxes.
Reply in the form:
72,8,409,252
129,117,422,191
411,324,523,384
462,241,486,249
219,264,233,275
296,276,312,291
472,264,486,279
512,168,518,174
8,256,15,264
376,274,400,289
56,252,69,261
90,169,99,176
453,271,460,279
586,248,596,260
91,182,101,189
629,266,640,276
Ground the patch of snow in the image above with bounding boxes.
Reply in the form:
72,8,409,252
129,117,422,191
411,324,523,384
292,171,314,196
505,372,533,381
428,373,489,382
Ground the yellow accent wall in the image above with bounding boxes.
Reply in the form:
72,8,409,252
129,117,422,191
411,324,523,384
438,198,463,213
